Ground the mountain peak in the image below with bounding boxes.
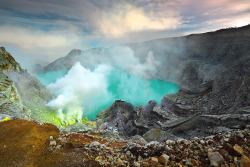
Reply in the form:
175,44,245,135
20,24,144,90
65,48,81,58
0,47,24,72
0,47,6,52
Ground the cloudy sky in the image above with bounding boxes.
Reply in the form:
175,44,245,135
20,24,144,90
0,0,250,66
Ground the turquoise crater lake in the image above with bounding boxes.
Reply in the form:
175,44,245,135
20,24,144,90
37,69,179,119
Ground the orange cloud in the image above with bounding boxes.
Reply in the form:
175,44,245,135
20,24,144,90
0,25,81,49
99,4,181,37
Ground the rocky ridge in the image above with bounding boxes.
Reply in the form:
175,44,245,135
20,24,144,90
0,70,27,119
0,47,53,120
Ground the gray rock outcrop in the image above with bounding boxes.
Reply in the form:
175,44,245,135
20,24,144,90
0,47,53,120
0,70,29,119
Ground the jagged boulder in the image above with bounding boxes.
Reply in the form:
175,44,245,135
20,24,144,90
143,129,180,142
97,100,139,136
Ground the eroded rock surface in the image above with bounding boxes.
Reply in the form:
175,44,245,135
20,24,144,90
0,47,53,120
0,69,29,119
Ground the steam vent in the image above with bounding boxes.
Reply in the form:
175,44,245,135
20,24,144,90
0,1,250,166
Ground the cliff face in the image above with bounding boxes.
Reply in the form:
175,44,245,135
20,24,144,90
127,24,250,89
0,47,53,120
0,70,28,119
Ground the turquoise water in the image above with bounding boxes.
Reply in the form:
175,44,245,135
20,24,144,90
37,71,68,86
107,70,179,107
37,69,179,120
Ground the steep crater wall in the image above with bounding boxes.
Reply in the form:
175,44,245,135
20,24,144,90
0,47,54,121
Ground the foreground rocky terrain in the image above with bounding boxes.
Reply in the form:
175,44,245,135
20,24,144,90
0,119,249,166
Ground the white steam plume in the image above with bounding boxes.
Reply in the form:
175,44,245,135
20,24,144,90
107,46,159,79
46,46,164,124
46,62,113,124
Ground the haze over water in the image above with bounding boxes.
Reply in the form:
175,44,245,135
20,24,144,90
37,65,179,120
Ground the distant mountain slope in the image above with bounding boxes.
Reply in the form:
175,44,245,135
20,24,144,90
38,24,250,90
43,48,81,74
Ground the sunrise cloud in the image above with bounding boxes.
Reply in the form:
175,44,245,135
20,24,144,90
99,3,181,37
0,0,249,62
0,26,68,48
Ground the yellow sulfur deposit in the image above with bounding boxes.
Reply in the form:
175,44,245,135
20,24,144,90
1,117,11,122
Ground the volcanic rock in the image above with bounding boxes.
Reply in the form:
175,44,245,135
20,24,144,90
96,100,137,137
0,70,28,119
117,158,124,167
143,129,180,142
240,156,250,167
208,152,224,166
236,135,245,146
233,144,244,156
150,157,158,167
131,135,147,143
158,154,169,165
182,151,189,158
65,122,96,132
89,141,101,147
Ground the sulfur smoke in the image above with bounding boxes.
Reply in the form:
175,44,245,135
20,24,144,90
43,46,179,124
